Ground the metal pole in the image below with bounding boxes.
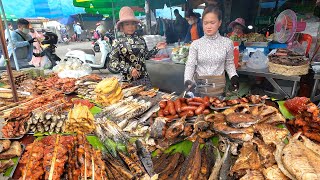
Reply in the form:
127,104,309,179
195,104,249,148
0,0,19,70
145,0,151,35
0,14,19,102
111,0,117,38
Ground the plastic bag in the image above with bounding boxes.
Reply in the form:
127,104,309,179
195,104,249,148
40,56,52,69
247,50,268,69
288,41,306,55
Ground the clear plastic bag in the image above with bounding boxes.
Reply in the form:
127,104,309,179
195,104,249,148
247,50,269,69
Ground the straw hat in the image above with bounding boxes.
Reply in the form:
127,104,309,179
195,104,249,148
228,18,246,29
116,6,140,29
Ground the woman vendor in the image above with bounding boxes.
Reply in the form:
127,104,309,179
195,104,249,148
184,11,204,43
109,7,167,88
184,5,239,97
227,18,246,38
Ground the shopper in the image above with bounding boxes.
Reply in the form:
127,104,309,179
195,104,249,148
74,22,82,42
227,18,246,38
109,6,167,88
184,5,239,97
4,23,14,41
7,18,35,68
184,11,204,43
174,9,188,42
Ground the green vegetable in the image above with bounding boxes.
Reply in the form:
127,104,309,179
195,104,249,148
90,106,102,116
3,157,18,177
86,135,107,151
277,101,295,119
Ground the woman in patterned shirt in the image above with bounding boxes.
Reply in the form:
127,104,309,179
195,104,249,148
184,5,239,97
109,7,167,88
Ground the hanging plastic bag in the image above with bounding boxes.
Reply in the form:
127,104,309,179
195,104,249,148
247,50,268,69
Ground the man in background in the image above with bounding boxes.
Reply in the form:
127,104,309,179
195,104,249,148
7,18,35,68
74,22,82,42
174,9,188,42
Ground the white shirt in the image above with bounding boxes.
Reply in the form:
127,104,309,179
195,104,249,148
184,33,237,82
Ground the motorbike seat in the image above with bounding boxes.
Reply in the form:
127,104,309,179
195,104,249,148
76,49,95,56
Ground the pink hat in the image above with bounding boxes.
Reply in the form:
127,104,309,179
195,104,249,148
229,18,246,29
116,7,140,29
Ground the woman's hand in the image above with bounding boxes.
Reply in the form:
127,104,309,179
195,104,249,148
131,68,140,79
230,75,239,91
156,42,167,50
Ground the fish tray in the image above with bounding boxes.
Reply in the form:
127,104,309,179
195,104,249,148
0,118,24,140
2,144,25,178
209,103,264,111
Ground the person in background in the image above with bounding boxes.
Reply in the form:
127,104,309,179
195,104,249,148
184,5,239,97
227,18,246,38
7,18,35,68
184,10,204,43
74,22,82,42
5,23,14,41
29,27,44,67
109,6,167,88
174,9,188,42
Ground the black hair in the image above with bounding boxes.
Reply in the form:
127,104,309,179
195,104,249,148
17,18,29,26
8,22,12,26
202,5,222,21
174,9,179,14
186,10,197,18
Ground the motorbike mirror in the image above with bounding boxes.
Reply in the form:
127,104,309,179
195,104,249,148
248,25,253,30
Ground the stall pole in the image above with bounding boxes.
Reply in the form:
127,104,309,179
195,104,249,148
0,15,19,102
0,0,19,71
145,0,151,34
111,0,118,38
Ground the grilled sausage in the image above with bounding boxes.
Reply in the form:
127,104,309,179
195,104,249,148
195,104,206,115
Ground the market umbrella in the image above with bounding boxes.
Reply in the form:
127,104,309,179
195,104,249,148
150,0,186,9
59,16,77,25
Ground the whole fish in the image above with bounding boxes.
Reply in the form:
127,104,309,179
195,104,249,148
179,139,201,180
150,117,167,139
159,153,182,180
136,140,155,176
263,165,289,180
219,142,232,180
139,104,160,124
225,113,259,128
239,170,264,180
165,116,186,139
209,144,229,180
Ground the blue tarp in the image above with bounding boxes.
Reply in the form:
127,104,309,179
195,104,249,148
2,0,84,19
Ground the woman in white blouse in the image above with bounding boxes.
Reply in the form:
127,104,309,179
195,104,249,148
184,5,239,97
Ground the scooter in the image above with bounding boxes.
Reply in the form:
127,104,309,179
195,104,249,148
64,37,119,73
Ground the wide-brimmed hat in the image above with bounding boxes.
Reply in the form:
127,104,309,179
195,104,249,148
116,6,140,29
228,18,246,29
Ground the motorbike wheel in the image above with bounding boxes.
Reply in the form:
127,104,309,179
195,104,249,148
105,58,119,74
93,45,100,52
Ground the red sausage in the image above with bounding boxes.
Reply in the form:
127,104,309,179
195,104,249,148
203,109,210,115
186,98,194,103
179,110,194,117
179,98,187,103
159,100,167,109
168,100,176,115
195,104,206,115
163,104,170,115
193,97,206,104
203,96,211,107
174,99,182,113
158,109,164,117
187,101,203,106
181,103,187,108
181,106,198,112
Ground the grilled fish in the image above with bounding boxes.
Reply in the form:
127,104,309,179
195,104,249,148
165,116,186,140
223,104,251,115
253,138,276,168
208,144,229,180
254,124,289,145
300,134,320,156
231,142,261,176
136,140,154,176
0,140,11,153
263,165,289,180
212,119,254,135
219,141,233,180
262,112,286,124
239,170,264,180
159,153,182,180
179,139,201,180
150,117,167,139
226,132,254,142
226,113,259,128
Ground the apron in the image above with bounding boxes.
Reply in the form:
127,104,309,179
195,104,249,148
194,72,226,97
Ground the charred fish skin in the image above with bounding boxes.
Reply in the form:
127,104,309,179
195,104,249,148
209,143,230,180
136,140,155,176
165,116,186,140
179,139,201,180
219,141,232,180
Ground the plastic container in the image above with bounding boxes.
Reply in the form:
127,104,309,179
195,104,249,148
234,41,240,69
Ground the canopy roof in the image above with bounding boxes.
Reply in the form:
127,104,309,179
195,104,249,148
2,0,84,19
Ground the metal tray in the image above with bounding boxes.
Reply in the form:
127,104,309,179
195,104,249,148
0,118,24,140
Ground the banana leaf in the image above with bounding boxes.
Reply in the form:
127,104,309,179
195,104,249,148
0,82,5,88
90,106,102,116
86,135,107,151
3,157,18,177
277,101,295,120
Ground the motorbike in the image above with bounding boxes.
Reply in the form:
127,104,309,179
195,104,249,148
64,37,119,73
92,39,100,52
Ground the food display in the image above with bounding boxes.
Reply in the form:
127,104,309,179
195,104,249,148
94,77,123,106
171,44,190,64
0,140,22,175
0,71,28,86
285,97,320,142
243,33,267,42
19,134,107,180
65,104,95,134
52,59,92,78
122,85,145,97
75,74,102,100
1,92,64,138
268,49,309,76
210,95,268,108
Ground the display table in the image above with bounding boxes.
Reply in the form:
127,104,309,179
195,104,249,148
237,66,300,99
146,60,301,98
311,73,320,102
